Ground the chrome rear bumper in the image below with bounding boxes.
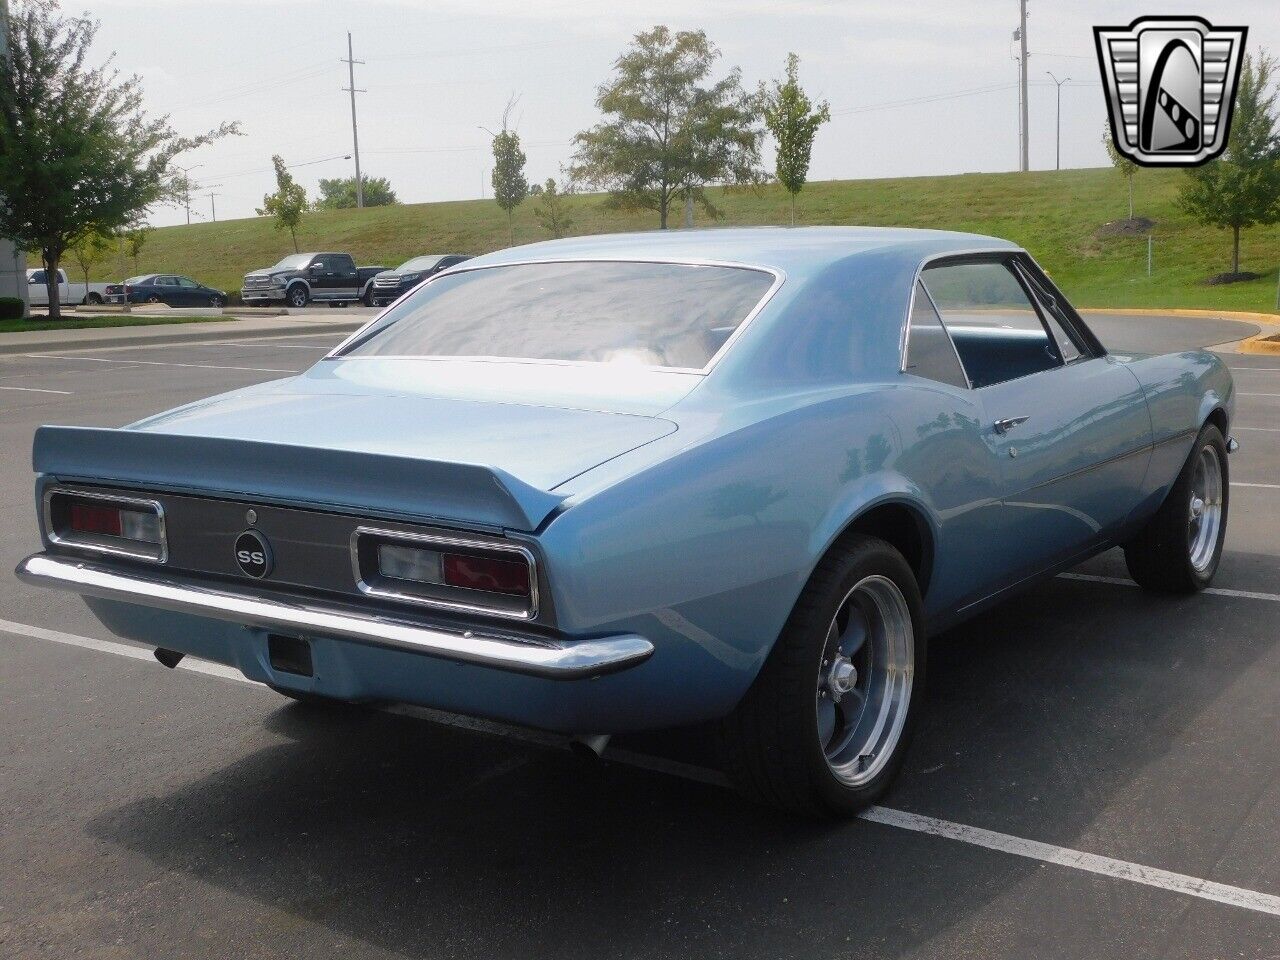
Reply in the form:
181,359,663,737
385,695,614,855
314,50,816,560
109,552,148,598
15,553,653,680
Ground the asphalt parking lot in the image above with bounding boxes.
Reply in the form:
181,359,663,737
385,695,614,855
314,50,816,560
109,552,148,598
1,315,1278,959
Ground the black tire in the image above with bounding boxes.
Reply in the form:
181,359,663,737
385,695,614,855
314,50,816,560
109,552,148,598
86,292,103,304
287,285,309,308
362,286,374,307
147,295,162,304
1124,422,1228,593
720,535,926,817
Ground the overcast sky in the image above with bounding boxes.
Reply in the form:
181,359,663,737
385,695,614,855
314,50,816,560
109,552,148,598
80,0,1278,227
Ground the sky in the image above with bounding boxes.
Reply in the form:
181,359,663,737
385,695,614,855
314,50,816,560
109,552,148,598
77,0,1280,228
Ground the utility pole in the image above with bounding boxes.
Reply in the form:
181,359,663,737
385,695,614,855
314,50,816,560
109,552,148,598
1046,72,1069,170
175,163,201,225
207,190,221,222
1018,0,1029,171
341,32,366,208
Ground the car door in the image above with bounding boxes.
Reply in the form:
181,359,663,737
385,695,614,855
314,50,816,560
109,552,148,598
174,276,202,306
921,255,1152,594
330,253,359,300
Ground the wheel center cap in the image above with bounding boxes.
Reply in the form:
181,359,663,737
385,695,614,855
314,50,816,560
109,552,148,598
1191,496,1205,519
827,657,858,698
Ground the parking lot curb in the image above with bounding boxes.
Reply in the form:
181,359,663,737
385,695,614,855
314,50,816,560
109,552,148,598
0,319,366,356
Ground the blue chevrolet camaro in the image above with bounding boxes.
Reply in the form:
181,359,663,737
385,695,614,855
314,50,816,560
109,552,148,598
18,228,1235,815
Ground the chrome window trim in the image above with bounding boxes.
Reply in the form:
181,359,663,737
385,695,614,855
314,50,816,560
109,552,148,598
1009,256,1104,362
350,525,539,621
324,256,787,376
43,486,168,564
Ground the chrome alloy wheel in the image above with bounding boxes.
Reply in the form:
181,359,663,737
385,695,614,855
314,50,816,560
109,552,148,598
1188,443,1224,572
816,574,915,787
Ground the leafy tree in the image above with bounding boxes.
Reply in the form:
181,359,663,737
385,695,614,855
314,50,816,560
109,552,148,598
314,175,398,209
69,230,110,291
489,103,528,245
534,178,574,239
1178,51,1280,276
0,0,237,317
257,155,308,252
1102,125,1139,220
762,53,830,224
569,26,763,229
123,224,150,272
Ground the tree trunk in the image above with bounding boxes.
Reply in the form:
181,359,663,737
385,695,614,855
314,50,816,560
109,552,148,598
508,209,514,246
659,194,668,230
43,251,62,321
790,191,797,226
683,187,693,228
1127,176,1134,220
1232,224,1240,274
290,227,299,254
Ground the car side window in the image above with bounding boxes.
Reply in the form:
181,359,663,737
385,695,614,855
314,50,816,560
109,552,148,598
921,260,1062,389
177,277,198,288
332,254,355,272
1014,261,1093,363
904,280,968,388
30,270,45,285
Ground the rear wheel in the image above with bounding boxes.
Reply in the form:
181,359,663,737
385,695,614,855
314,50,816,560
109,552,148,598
1124,422,1228,593
721,535,925,817
86,292,103,305
146,295,161,304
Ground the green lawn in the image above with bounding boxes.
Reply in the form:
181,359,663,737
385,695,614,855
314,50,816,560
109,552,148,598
0,314,233,333
76,166,1280,315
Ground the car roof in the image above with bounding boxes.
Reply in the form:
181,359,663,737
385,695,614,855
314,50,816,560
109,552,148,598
465,226,1020,277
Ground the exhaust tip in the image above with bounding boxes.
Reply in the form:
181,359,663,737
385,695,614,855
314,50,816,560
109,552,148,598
568,733,610,759
154,648,185,669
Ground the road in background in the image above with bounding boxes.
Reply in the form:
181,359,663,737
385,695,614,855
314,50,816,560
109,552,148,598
2,316,1278,959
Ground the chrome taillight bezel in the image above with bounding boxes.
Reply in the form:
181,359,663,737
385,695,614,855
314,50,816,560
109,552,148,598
43,487,168,564
349,525,538,621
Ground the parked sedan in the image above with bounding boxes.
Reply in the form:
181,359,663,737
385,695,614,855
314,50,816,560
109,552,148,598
369,254,471,306
104,274,228,308
17,228,1235,816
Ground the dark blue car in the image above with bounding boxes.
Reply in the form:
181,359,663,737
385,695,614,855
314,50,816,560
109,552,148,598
105,274,228,308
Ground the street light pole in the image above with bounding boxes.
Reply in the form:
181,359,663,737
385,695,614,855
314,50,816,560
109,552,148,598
1046,72,1070,170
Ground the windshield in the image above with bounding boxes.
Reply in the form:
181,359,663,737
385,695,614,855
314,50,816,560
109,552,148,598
397,256,446,273
336,260,776,370
269,254,311,271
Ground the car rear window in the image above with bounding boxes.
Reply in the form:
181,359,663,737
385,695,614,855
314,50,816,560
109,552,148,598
334,260,777,370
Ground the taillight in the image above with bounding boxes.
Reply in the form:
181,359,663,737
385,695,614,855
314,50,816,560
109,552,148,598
442,553,530,596
46,490,166,562
354,527,537,619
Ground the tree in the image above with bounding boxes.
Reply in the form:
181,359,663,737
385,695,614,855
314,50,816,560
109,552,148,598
489,102,528,245
569,26,763,229
69,230,110,292
1178,51,1280,276
314,175,398,209
534,178,574,239
0,1,237,317
762,53,830,224
1103,125,1138,220
257,155,308,252
123,224,150,272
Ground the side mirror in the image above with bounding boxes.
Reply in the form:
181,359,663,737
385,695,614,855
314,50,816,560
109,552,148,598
309,263,323,273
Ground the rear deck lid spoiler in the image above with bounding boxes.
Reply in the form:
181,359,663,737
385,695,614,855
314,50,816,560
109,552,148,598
32,426,567,532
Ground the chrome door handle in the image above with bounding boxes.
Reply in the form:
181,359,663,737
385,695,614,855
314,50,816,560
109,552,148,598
993,416,1029,435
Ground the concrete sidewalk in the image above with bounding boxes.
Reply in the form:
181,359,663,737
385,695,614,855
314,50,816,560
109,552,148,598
0,314,365,355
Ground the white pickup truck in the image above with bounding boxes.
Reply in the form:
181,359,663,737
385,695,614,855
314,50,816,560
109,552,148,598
26,268,112,307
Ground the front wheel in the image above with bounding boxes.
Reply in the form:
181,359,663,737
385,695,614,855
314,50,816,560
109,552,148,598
1124,422,1228,593
362,286,374,307
721,535,925,817
287,285,309,308
209,294,226,309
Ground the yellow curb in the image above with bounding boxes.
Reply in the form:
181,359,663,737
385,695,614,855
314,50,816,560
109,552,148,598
1239,333,1280,355
1079,307,1280,322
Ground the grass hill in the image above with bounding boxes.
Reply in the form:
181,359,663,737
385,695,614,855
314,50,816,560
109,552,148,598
92,167,1280,313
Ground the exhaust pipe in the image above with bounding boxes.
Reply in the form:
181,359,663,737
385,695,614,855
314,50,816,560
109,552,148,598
568,733,611,759
153,648,185,669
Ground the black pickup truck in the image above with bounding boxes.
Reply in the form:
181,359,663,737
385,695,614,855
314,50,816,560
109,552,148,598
240,252,387,308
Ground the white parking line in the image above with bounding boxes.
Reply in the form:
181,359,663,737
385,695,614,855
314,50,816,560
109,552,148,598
1234,482,1280,489
859,807,1280,917
1238,393,1280,398
4,614,1280,917
1059,572,1280,603
1234,426,1280,432
0,384,72,394
22,354,298,374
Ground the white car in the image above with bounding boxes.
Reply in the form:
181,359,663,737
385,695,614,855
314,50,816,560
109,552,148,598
26,268,112,308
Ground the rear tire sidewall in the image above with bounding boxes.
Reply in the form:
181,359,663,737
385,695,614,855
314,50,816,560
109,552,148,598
1180,425,1229,588
807,542,926,814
